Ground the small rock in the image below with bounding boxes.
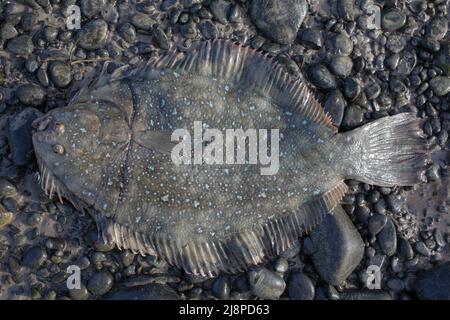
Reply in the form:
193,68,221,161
301,29,323,49
0,23,18,40
416,262,450,300
248,268,286,299
6,35,34,56
0,204,13,228
310,206,364,285
250,0,308,45
69,285,90,300
23,246,47,269
329,55,353,78
324,89,346,127
337,0,354,22
49,62,72,88
426,16,448,41
368,214,387,236
131,13,155,30
341,104,363,130
81,0,107,18
153,26,170,50
429,76,450,96
118,23,136,44
414,241,431,257
382,8,406,31
308,64,337,90
77,19,108,50
198,20,217,40
386,35,406,53
209,0,231,25
398,237,414,260
16,84,45,107
274,257,289,273
377,217,397,256
331,33,353,56
87,271,114,296
211,274,230,299
288,272,315,300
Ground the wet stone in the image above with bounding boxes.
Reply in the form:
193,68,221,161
414,241,431,257
153,27,170,50
300,29,323,49
250,0,308,45
81,0,107,18
324,89,346,127
415,262,450,300
385,53,400,70
211,274,230,299
274,257,289,273
382,8,406,31
426,16,448,41
398,237,414,260
310,206,364,285
331,33,353,56
368,214,388,236
49,62,72,88
198,20,217,40
341,104,363,130
377,218,397,257
69,284,90,300
337,0,355,22
386,35,406,53
0,205,13,228
6,35,34,56
87,271,114,296
209,0,231,25
118,23,136,44
429,76,450,97
23,246,47,270
329,55,353,78
0,23,18,40
9,107,43,166
248,268,286,299
288,272,315,300
77,19,108,50
308,64,337,90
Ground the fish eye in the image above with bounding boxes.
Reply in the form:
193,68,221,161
53,144,65,155
54,122,65,134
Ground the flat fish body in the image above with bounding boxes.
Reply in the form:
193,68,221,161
32,40,429,276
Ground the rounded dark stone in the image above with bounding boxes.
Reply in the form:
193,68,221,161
368,214,388,236
382,8,406,31
429,76,450,96
16,84,45,106
77,19,108,50
324,89,346,127
331,33,353,56
87,271,114,296
49,62,72,88
308,64,337,90
426,16,448,41
6,35,34,56
301,29,323,49
248,268,286,299
23,245,47,269
211,274,231,299
288,272,315,300
377,218,397,257
341,104,363,130
329,55,353,78
386,35,406,53
0,23,18,40
198,20,217,40
69,284,90,300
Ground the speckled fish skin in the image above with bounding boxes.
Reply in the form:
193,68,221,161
32,40,429,277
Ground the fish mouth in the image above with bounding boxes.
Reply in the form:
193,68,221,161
35,155,89,215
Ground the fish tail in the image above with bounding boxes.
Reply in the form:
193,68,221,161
342,113,430,187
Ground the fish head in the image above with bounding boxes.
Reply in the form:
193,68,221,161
32,102,130,209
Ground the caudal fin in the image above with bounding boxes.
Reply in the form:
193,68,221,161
343,113,430,187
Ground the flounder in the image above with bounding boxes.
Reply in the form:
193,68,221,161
32,40,429,277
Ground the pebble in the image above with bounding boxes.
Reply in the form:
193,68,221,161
324,89,346,127
16,84,45,107
392,50,417,76
331,33,353,56
429,76,450,96
415,262,450,300
382,8,406,31
288,272,315,300
248,268,286,299
250,0,308,45
301,29,323,49
87,271,114,296
308,64,337,90
49,62,72,88
337,0,355,22
341,104,363,130
310,206,364,285
118,23,136,44
81,0,107,18
377,218,397,256
211,274,230,299
386,35,406,53
153,26,170,50
23,246,47,269
69,285,90,300
77,19,108,50
198,20,217,40
414,241,431,257
274,257,289,273
329,55,353,78
8,107,43,166
398,237,414,260
0,23,18,40
368,214,387,236
6,35,34,56
426,16,448,41
0,204,13,228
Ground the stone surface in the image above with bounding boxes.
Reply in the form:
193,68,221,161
415,262,450,300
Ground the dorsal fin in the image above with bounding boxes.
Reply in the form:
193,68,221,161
144,39,337,132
